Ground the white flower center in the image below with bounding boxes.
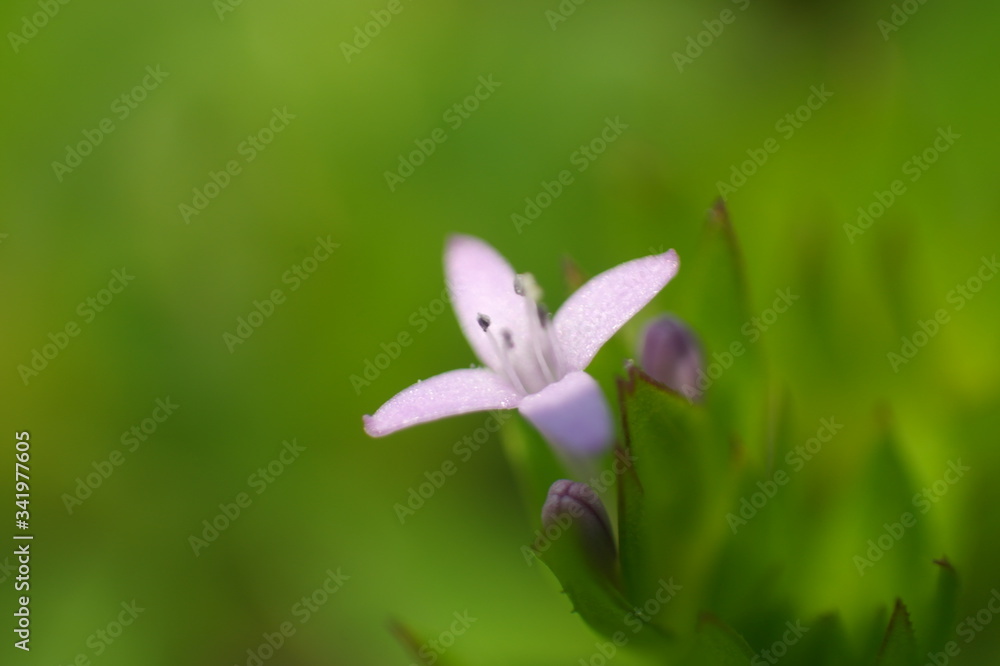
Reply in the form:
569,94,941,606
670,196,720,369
477,273,565,395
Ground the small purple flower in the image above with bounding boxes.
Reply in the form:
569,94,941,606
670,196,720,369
363,235,679,456
639,315,703,400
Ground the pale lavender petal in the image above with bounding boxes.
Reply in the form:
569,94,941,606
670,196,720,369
445,235,531,373
554,250,679,371
518,371,612,456
363,368,521,437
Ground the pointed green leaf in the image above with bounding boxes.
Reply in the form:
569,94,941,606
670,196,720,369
535,501,671,651
616,364,720,615
792,613,856,666
876,599,920,666
695,198,752,324
615,437,646,606
670,199,766,452
693,612,755,665
922,557,960,653
851,412,927,583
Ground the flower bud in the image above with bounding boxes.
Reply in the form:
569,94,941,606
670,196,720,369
639,315,703,400
541,480,617,577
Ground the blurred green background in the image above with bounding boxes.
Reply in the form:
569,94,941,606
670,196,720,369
2,0,999,663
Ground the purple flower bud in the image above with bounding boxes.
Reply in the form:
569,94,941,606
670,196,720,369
541,480,617,576
640,315,703,400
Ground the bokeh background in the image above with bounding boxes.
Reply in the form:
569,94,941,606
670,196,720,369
2,0,999,663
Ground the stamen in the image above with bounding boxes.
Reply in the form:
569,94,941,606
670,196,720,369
511,272,565,387
476,313,526,395
505,273,567,391
536,304,564,377
514,273,543,302
530,337,556,385
536,303,549,328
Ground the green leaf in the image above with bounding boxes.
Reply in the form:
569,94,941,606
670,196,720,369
616,363,720,616
790,613,856,666
876,599,920,666
922,557,960,653
535,498,671,652
615,435,646,606
850,410,927,583
503,410,671,651
691,198,753,326
670,199,767,454
693,612,755,665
